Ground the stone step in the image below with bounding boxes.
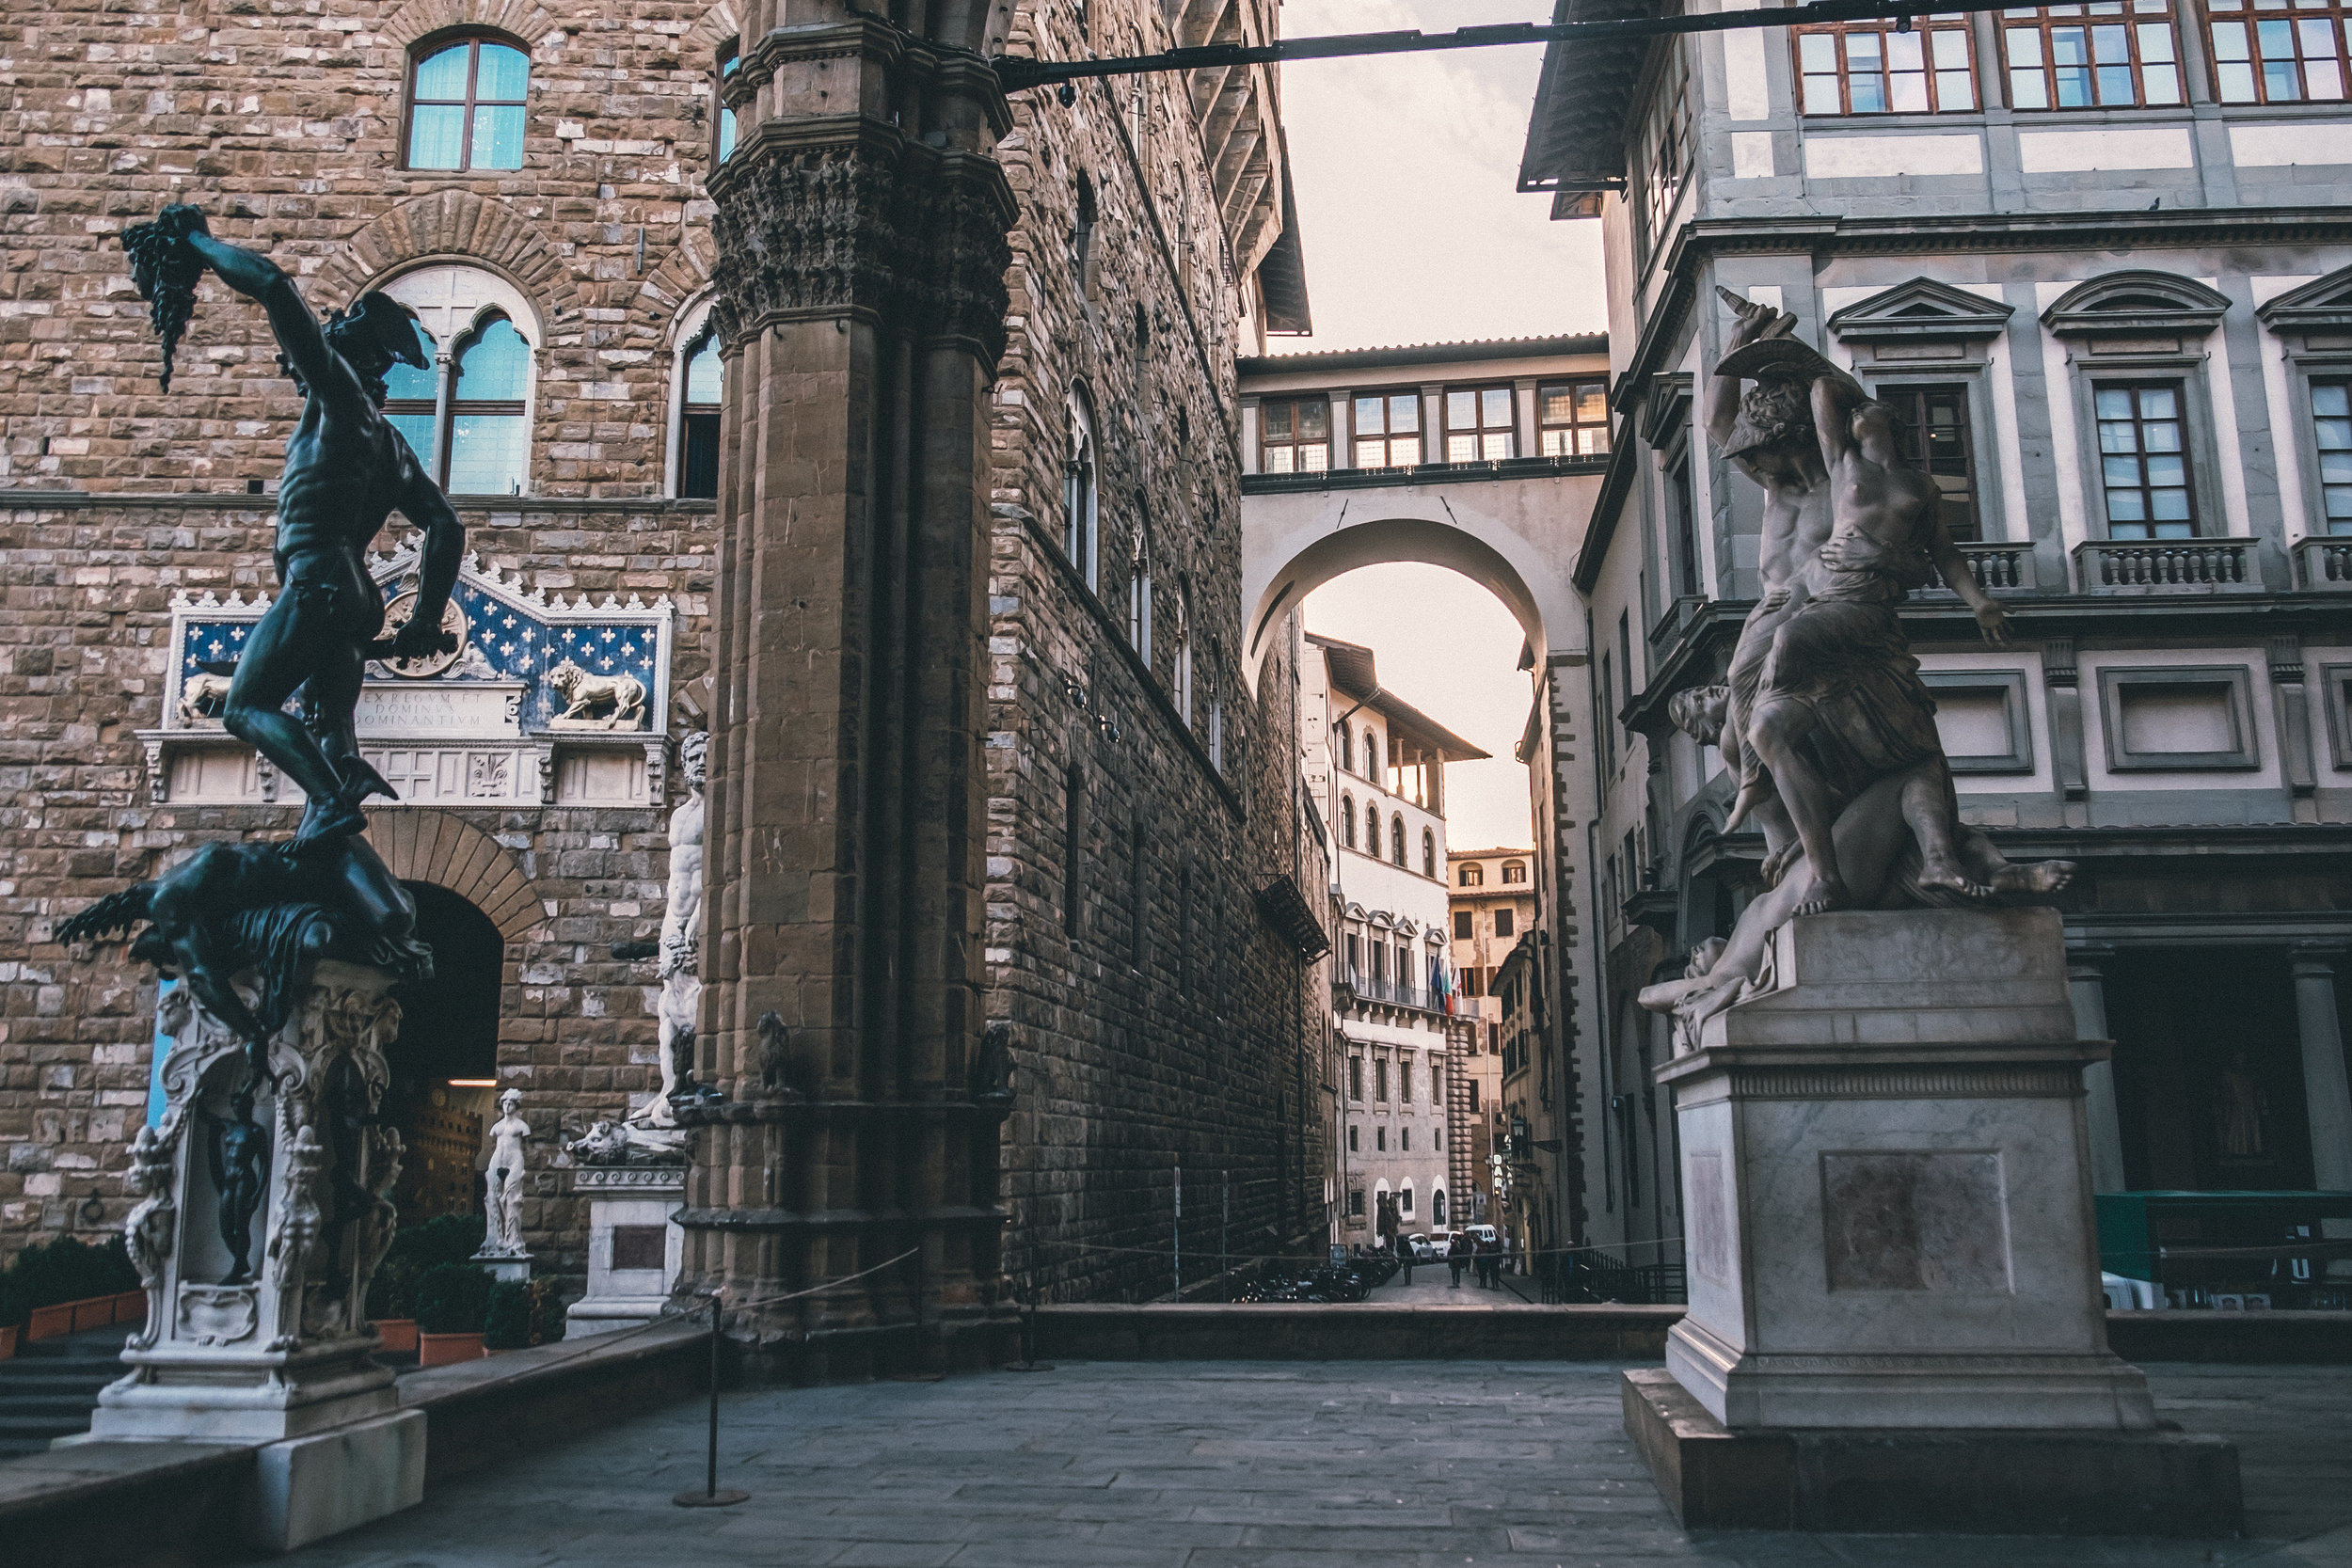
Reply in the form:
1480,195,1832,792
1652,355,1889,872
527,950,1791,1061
0,1413,92,1442
0,1395,107,1419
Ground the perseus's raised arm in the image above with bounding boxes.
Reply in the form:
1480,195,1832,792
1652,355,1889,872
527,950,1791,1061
172,212,359,406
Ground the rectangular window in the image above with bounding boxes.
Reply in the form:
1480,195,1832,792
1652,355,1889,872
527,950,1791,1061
1469,1079,1481,1112
1349,1056,1363,1101
1878,384,1981,542
1349,1188,1365,1217
1454,910,1473,939
1352,390,1422,469
2209,0,2351,103
1496,908,1516,939
1376,1127,1387,1151
1372,943,1386,983
1539,380,1610,456
1444,386,1517,463
1638,46,1693,257
1375,1059,1389,1102
1796,20,1978,114
1598,652,1616,783
1260,397,1331,473
2315,381,2352,534
1346,932,1361,974
1401,1054,1413,1102
1668,448,1700,597
2095,382,2197,539
2003,4,2181,109
1348,1124,1359,1152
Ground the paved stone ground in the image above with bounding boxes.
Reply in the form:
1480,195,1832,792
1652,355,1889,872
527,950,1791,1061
285,1361,2351,1568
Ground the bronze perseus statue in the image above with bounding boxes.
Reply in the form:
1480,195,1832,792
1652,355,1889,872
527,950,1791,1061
127,202,465,843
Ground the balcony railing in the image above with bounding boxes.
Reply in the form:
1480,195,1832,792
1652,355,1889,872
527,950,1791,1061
2293,535,2352,592
1241,452,1606,496
1919,542,2037,595
1340,968,1442,1014
2073,538,2260,594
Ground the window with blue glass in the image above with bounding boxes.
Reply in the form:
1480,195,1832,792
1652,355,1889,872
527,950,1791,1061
2314,381,2352,534
2209,0,2352,103
444,317,529,494
678,328,723,499
714,42,740,164
2096,382,2197,539
381,317,441,474
406,36,530,171
2002,3,2181,109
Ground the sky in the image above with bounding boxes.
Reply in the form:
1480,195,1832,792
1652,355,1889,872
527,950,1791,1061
1279,0,1595,854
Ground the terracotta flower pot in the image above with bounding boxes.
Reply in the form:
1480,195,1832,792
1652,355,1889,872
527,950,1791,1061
26,1304,74,1341
0,1324,17,1360
417,1331,486,1367
373,1318,420,1354
113,1291,148,1324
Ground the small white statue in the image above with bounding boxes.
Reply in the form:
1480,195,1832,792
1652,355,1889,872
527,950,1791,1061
480,1089,531,1257
639,731,706,1127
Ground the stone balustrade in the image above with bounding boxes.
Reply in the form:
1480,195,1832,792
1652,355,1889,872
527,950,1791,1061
2292,535,2352,591
2073,538,2260,594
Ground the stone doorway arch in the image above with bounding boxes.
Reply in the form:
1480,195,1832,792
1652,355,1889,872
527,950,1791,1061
362,812,543,941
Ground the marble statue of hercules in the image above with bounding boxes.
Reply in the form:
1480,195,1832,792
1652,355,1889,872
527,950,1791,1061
156,204,465,844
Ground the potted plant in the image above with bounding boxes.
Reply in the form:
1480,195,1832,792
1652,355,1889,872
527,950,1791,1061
368,1214,486,1354
482,1279,531,1354
413,1263,493,1366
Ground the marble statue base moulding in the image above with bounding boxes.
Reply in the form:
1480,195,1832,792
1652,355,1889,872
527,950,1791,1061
1629,909,2241,1535
564,1163,685,1335
59,959,431,1552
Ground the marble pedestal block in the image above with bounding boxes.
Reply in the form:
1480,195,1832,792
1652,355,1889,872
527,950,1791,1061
471,1251,532,1285
1633,909,2240,1534
564,1164,685,1334
92,961,406,1446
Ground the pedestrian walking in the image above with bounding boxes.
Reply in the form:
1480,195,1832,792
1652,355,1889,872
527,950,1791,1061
1447,1231,1470,1289
1477,1234,1500,1290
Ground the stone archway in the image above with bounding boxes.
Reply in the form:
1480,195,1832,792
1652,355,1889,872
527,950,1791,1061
1240,484,1592,692
362,812,543,941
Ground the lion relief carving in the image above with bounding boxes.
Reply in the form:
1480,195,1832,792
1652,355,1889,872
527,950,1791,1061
545,659,648,730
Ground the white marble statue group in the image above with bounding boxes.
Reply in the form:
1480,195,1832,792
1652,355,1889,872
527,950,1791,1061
1640,293,2077,1053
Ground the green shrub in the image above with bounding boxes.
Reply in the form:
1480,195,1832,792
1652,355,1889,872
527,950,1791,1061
483,1279,532,1350
1,1235,141,1320
364,1213,489,1321
528,1277,567,1346
412,1263,493,1335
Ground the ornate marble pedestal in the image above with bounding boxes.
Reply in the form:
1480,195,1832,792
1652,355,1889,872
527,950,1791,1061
87,961,424,1548
564,1163,686,1335
1628,910,2241,1533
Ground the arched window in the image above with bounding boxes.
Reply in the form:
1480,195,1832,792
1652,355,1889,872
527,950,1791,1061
1339,794,1355,849
406,35,530,172
1422,829,1437,878
1175,580,1194,722
1064,389,1098,589
712,42,740,164
1360,726,1375,777
1335,723,1351,772
1128,529,1152,659
1459,863,1484,887
675,325,723,499
1073,175,1098,299
380,265,540,496
1390,815,1406,865
1502,861,1527,884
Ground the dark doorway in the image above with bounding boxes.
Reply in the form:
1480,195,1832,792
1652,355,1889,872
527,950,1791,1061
385,883,504,1221
2106,947,2313,1192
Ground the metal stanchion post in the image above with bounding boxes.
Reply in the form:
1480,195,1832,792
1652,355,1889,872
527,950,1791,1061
674,1293,749,1508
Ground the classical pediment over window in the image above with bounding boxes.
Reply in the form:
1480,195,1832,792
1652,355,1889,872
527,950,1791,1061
1827,277,2015,344
2042,271,2230,341
2255,263,2352,336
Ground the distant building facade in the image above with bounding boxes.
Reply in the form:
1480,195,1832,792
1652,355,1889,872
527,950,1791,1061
1521,0,2352,1303
1448,846,1538,1215
1302,634,1483,1242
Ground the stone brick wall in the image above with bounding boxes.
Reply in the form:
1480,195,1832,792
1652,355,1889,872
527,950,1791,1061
984,0,1327,1301
0,0,1326,1303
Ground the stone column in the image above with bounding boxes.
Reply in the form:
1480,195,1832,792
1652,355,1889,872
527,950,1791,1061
2066,945,2129,1194
2291,944,2352,1194
685,7,1017,1377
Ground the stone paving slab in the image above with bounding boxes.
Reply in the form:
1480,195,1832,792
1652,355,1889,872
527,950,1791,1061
278,1360,2352,1568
